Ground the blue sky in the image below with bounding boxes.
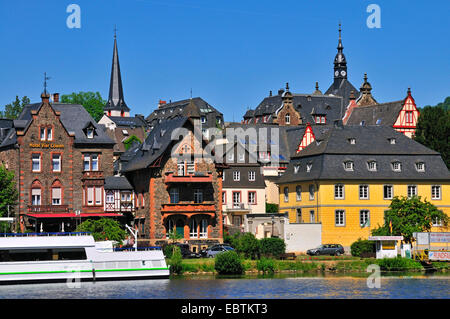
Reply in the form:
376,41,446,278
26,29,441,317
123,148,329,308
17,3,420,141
0,0,449,121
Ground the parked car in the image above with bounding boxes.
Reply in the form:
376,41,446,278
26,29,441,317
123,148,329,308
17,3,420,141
167,243,201,258
306,244,345,256
203,244,235,258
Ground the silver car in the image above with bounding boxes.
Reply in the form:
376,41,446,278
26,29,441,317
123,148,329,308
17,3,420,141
205,245,235,258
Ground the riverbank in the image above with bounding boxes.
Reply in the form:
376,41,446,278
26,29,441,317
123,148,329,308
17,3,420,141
168,256,449,276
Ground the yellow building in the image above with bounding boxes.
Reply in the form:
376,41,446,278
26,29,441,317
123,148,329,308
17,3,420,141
277,124,450,250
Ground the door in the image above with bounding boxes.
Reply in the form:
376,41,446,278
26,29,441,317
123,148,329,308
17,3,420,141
176,220,184,238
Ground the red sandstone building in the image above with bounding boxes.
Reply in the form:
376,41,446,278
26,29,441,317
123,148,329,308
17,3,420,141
119,106,225,251
0,93,119,232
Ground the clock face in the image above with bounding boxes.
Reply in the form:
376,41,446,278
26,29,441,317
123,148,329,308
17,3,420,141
335,71,339,77
341,70,346,76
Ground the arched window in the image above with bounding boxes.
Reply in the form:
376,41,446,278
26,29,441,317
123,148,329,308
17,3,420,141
190,219,198,238
51,180,63,206
285,113,290,124
31,180,42,206
200,219,208,238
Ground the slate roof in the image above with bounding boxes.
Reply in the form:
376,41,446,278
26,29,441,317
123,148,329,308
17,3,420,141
324,78,360,107
146,97,223,130
277,124,450,183
0,119,16,149
16,102,116,146
244,93,345,125
107,115,147,128
345,100,404,126
121,116,190,173
104,175,133,190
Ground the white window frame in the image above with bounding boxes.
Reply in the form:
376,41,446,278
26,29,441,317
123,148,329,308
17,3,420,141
296,185,302,201
334,184,344,199
309,184,315,200
248,171,255,182
367,161,377,171
335,210,345,227
415,162,425,172
32,154,41,172
407,185,417,198
384,185,393,200
190,219,198,238
199,219,208,238
360,210,370,227
359,185,369,200
52,154,61,172
344,161,354,171
431,185,441,200
51,187,62,206
233,171,240,181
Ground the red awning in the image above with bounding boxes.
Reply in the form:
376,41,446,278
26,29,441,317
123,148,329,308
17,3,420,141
25,213,123,218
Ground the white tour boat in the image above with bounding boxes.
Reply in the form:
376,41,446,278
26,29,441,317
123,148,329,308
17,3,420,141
0,232,169,285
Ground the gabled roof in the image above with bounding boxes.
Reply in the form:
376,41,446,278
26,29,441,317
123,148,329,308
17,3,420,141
106,115,147,128
104,175,133,190
277,125,449,183
16,102,115,146
121,116,190,173
345,100,404,126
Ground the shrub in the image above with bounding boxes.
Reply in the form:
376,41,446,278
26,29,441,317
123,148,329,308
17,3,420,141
350,239,376,257
163,244,173,259
260,237,286,259
375,257,423,271
168,246,183,274
236,232,260,260
214,251,244,275
257,258,276,274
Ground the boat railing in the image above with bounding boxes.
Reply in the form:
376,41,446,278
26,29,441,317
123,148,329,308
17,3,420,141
113,246,162,251
0,232,92,237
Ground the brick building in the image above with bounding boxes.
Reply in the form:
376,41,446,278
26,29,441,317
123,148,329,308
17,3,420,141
120,111,224,252
0,93,118,232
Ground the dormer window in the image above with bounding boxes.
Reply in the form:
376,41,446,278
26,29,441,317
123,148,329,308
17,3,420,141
344,161,354,171
306,163,312,172
294,164,300,174
122,129,129,136
201,116,206,124
416,162,425,172
388,138,396,145
87,128,94,139
392,161,402,172
367,161,377,171
348,138,356,145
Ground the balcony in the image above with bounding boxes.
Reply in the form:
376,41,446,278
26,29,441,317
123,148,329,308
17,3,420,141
161,202,216,214
164,171,213,184
27,205,70,213
223,202,251,212
82,170,104,180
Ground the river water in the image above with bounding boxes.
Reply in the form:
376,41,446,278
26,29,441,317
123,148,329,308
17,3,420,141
0,273,449,299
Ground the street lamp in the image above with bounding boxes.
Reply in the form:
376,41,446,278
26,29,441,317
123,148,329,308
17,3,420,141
271,215,275,238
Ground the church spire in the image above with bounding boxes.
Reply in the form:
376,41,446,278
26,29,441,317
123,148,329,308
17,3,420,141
334,23,347,80
105,30,129,114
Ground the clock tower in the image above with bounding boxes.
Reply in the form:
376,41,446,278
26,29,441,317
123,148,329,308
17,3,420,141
333,23,347,80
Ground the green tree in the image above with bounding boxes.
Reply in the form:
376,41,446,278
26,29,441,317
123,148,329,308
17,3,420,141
75,218,127,244
123,135,142,151
236,232,260,260
265,203,278,213
61,92,106,122
414,104,450,168
1,96,30,119
371,196,448,244
0,164,18,218
422,96,450,112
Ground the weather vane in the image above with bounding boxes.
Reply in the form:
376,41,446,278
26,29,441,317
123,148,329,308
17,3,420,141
43,72,51,95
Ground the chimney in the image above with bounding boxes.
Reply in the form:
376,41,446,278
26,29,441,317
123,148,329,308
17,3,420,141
158,100,167,108
41,93,50,103
52,93,60,103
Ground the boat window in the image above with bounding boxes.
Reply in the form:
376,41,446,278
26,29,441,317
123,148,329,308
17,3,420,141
0,248,87,262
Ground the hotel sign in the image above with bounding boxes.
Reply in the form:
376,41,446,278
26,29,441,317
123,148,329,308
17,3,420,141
29,143,64,149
